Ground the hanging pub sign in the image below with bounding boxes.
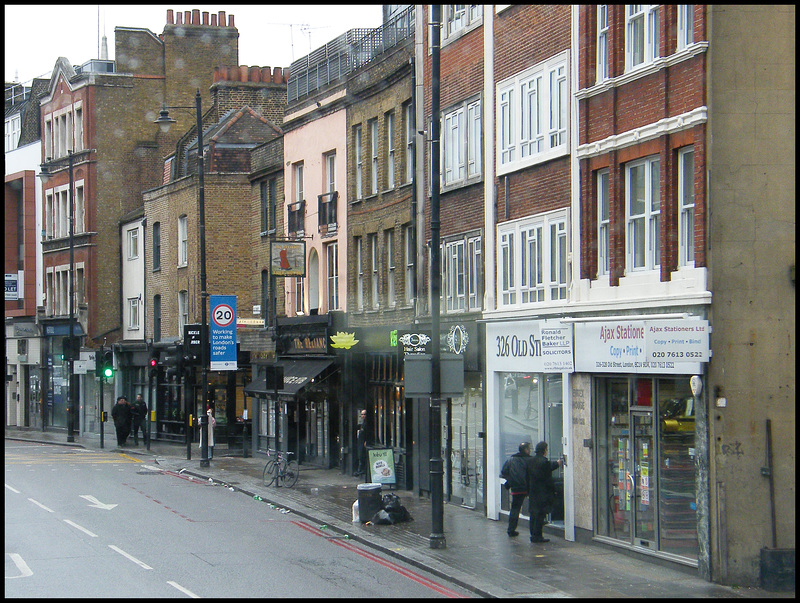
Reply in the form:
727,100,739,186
270,240,306,278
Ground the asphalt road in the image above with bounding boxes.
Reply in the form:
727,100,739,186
5,441,473,598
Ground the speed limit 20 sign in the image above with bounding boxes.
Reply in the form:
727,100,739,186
209,295,237,371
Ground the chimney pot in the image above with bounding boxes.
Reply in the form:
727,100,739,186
228,15,235,27
273,67,284,84
184,11,191,26
176,12,182,25
167,9,174,24
261,67,272,82
218,11,226,26
192,9,200,25
211,14,217,26
202,11,209,25
239,65,248,81
249,66,261,82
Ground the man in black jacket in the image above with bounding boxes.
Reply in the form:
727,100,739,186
111,396,131,447
130,394,148,446
528,440,562,543
501,442,532,537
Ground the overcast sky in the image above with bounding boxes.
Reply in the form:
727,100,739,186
5,4,384,86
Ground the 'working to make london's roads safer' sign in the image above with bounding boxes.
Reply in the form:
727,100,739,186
210,295,237,371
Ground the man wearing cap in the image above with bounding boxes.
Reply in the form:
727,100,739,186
528,440,562,543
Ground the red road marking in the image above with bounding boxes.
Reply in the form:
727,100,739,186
291,521,468,598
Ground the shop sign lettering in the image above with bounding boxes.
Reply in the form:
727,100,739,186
486,321,573,373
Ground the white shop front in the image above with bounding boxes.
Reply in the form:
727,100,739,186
485,319,575,540
572,316,710,564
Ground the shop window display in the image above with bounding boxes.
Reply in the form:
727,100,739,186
595,376,698,560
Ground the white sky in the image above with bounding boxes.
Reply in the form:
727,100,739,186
5,4,384,86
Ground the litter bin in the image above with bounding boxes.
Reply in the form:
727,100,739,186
357,482,382,523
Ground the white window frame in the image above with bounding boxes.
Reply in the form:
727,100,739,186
5,114,21,152
370,119,379,195
178,290,188,333
497,51,569,175
404,225,414,305
442,97,481,189
356,237,364,310
74,184,85,234
405,103,414,184
678,147,695,267
386,111,395,190
597,169,610,276
444,239,466,312
597,5,610,83
386,229,396,307
626,4,660,72
370,233,379,309
127,297,140,330
178,215,188,267
127,228,139,260
295,163,304,204
678,5,694,50
467,234,482,311
325,151,336,194
626,155,661,272
295,276,304,315
443,4,482,43
326,241,339,310
45,192,54,239
355,125,363,200
497,210,569,308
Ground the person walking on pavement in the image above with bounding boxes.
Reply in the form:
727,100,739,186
131,394,148,446
501,442,532,537
528,440,562,543
111,396,131,447
354,409,368,477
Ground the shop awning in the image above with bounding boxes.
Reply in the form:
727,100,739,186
244,357,335,397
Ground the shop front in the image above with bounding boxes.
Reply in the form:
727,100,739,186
245,315,340,468
573,316,710,567
485,319,575,539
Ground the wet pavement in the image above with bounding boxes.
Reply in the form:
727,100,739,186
6,427,793,598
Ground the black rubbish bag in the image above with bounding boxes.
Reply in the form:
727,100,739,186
370,493,412,524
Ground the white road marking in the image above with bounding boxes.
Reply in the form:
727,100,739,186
79,494,118,510
108,545,152,570
63,519,98,538
5,484,20,493
27,498,54,512
168,580,201,598
6,553,33,579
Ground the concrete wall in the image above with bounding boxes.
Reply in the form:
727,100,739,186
706,4,795,586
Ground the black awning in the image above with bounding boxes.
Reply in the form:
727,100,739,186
244,357,335,397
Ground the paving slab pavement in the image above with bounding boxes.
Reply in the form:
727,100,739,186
6,428,792,599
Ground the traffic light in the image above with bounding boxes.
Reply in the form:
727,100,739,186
149,349,160,378
101,350,114,380
162,344,183,379
61,336,79,361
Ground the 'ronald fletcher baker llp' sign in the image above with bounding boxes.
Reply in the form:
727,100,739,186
210,295,237,371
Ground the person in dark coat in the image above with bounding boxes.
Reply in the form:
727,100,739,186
501,442,531,537
130,394,148,446
111,396,132,447
354,409,369,477
527,440,562,543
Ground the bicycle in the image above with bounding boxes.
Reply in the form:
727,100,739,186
262,449,299,488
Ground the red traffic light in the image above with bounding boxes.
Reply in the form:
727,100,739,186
150,358,158,368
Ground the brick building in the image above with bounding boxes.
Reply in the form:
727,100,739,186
144,66,286,443
36,9,241,434
5,77,49,428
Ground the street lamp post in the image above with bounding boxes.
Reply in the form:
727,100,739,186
429,4,446,550
39,151,77,443
155,89,210,467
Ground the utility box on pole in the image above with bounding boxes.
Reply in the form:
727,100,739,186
403,354,464,397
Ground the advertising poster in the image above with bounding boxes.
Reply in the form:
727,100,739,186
368,448,396,485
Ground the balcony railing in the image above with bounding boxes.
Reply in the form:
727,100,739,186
287,5,415,103
318,191,338,237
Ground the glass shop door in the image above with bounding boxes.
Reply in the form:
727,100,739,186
631,412,657,549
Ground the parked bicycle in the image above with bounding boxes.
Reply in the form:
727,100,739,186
262,449,299,488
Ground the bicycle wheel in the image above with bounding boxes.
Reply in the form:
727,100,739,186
262,460,278,487
282,459,299,488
